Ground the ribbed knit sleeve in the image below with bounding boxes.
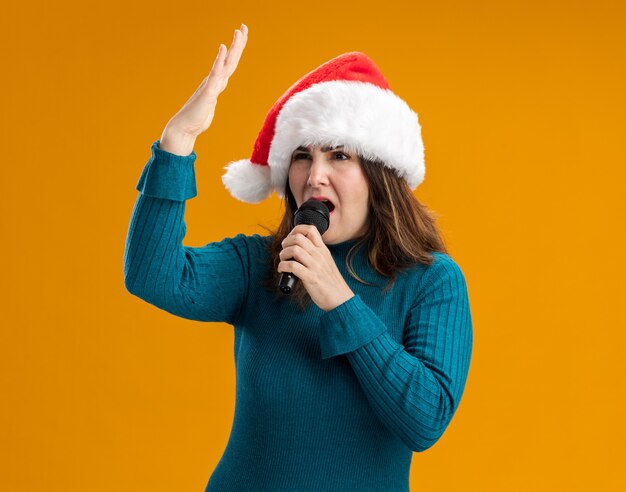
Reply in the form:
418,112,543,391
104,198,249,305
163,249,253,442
318,256,473,452
123,140,248,325
135,139,198,201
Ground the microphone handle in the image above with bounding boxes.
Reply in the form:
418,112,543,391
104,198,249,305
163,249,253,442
279,271,298,295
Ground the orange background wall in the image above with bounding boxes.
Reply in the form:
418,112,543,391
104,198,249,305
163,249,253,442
1,1,625,490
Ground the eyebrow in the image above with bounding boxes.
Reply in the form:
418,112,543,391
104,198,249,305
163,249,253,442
294,145,345,153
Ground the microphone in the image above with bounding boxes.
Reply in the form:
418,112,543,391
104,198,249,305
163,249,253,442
279,199,331,295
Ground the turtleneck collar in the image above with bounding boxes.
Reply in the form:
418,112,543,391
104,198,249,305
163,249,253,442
326,238,366,257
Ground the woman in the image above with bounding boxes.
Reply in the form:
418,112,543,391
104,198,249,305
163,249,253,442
125,23,473,492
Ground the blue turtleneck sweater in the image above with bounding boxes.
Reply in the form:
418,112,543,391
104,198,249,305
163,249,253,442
124,140,474,492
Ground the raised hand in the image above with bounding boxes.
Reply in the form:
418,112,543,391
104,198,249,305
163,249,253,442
165,23,249,139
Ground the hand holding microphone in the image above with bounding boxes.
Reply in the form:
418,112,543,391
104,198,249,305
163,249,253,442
278,199,331,295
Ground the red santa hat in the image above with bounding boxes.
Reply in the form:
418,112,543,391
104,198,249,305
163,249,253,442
222,51,425,203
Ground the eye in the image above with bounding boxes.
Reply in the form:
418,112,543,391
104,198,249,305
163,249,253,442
292,152,311,161
333,152,350,160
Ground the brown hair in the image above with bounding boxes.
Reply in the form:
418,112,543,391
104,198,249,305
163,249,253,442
259,155,449,311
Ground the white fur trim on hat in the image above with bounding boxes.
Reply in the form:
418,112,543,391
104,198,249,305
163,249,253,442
268,80,425,197
222,159,272,203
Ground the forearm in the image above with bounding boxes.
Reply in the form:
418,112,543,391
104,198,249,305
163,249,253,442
318,259,473,452
159,124,197,156
345,329,471,452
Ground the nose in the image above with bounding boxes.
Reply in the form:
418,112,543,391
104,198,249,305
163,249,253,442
306,156,330,188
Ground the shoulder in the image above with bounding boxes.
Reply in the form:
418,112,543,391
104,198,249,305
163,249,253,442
415,252,470,302
394,252,469,306
401,251,466,280
427,252,466,276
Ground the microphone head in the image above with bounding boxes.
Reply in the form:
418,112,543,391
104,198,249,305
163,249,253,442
294,199,330,235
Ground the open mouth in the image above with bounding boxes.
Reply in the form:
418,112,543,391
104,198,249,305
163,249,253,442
307,196,336,214
309,197,335,213
321,200,335,213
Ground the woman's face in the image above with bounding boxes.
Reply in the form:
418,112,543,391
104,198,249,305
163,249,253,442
288,145,370,245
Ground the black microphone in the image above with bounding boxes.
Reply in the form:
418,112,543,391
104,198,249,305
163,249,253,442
279,199,331,295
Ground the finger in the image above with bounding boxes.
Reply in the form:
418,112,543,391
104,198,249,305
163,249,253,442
288,225,324,247
212,23,247,75
238,25,249,54
283,234,320,259
210,43,227,77
224,28,247,75
279,245,314,266
278,259,306,279
223,30,240,68
287,224,316,237
240,23,249,47
195,44,224,91
284,229,313,245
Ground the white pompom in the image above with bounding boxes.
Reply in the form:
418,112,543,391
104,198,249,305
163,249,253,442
222,159,273,203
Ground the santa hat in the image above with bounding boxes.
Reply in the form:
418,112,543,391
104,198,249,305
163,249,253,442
222,51,425,203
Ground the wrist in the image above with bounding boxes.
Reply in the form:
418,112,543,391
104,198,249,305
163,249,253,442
324,289,355,312
159,125,197,156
